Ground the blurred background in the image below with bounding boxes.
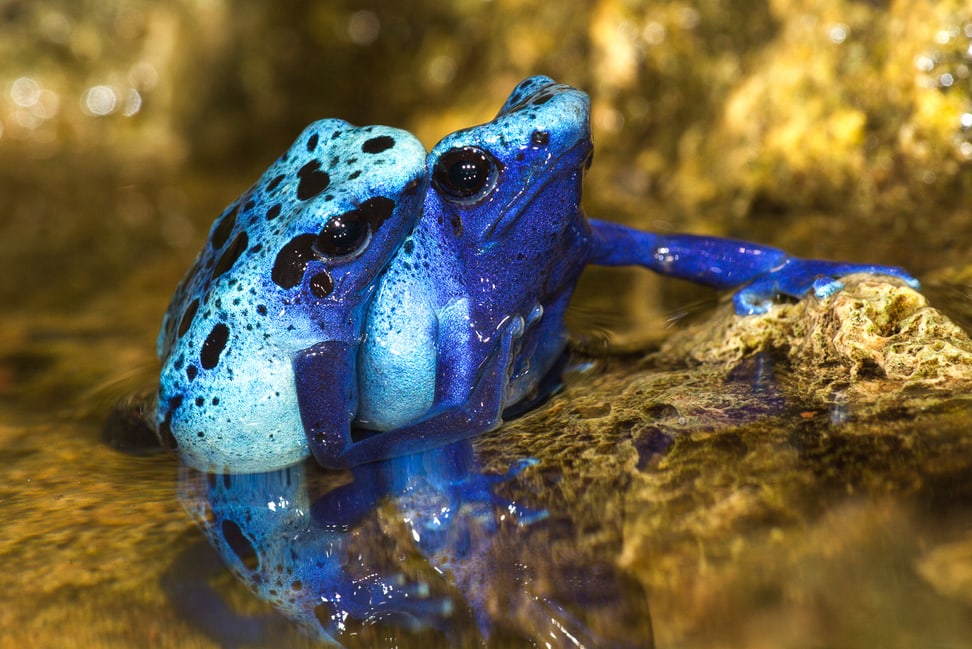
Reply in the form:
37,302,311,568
4,0,970,325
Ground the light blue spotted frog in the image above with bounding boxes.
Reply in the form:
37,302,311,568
156,122,427,472
157,76,917,473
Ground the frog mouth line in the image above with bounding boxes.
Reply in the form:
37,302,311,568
484,137,592,239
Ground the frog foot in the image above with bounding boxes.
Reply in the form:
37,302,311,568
732,259,920,315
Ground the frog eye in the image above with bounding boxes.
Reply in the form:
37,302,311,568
432,146,501,202
313,211,371,259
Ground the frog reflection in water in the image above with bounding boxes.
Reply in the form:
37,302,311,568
172,441,635,647
156,76,917,473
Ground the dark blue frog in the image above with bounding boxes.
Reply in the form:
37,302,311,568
157,76,917,473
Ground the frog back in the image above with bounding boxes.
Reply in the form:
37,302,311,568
157,120,426,472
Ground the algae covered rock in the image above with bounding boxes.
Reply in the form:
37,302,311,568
659,275,972,406
477,276,972,647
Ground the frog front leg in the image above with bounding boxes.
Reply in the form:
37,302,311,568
316,307,524,469
589,218,919,315
293,340,359,467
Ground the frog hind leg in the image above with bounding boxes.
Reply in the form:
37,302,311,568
588,218,918,315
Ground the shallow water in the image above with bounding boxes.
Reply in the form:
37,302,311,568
4,2,972,647
5,265,972,647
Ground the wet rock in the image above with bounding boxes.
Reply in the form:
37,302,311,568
478,276,972,647
659,275,972,407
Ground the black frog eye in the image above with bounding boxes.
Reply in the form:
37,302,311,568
313,211,371,259
432,146,501,202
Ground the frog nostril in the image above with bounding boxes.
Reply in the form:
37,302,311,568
309,271,334,298
403,177,422,196
530,130,550,146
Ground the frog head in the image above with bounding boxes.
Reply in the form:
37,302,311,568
156,120,426,473
421,76,595,318
426,76,592,244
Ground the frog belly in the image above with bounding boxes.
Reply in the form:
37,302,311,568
356,299,437,430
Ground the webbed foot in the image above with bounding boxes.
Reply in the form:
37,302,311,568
732,259,920,315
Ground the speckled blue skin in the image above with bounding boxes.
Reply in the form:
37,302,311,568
156,121,426,473
158,76,918,473
175,442,610,647
177,462,456,645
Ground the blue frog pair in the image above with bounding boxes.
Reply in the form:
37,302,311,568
156,76,917,474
